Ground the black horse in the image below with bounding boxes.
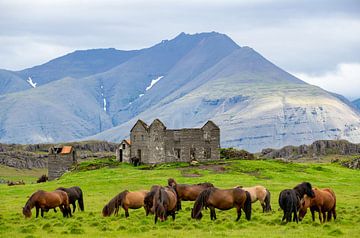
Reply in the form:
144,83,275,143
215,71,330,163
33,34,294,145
56,186,84,213
278,182,315,223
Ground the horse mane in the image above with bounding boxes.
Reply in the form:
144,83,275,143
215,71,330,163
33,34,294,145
102,190,128,217
25,190,44,209
168,178,177,186
192,187,215,219
196,182,214,187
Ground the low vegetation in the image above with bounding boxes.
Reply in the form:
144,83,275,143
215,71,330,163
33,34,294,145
0,158,359,237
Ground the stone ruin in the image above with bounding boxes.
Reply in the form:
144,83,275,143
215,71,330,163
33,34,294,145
48,145,77,180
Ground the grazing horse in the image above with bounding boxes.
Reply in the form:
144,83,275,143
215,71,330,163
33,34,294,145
299,188,336,223
102,190,148,218
235,185,272,212
144,185,161,216
154,186,178,224
278,182,315,223
22,190,71,218
168,178,214,210
191,187,252,221
56,186,84,213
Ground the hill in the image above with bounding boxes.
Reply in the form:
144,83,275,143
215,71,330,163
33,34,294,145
0,32,360,152
353,98,360,111
0,158,359,237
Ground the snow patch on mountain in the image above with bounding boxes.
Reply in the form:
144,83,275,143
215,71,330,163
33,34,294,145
27,77,37,88
146,76,163,91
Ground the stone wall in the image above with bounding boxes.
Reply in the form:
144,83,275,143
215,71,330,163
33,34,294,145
48,153,76,180
130,119,220,164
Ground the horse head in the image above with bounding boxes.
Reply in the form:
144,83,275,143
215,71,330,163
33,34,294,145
102,204,110,217
167,178,177,187
22,206,31,218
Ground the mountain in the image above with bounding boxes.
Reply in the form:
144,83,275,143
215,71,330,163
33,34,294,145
1,32,360,152
353,99,360,111
0,69,30,95
15,48,140,86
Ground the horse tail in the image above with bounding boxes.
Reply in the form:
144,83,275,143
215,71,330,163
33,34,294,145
192,188,213,219
264,189,272,212
78,188,84,211
244,191,252,221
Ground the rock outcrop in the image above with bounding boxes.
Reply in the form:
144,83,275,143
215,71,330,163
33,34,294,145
261,140,360,159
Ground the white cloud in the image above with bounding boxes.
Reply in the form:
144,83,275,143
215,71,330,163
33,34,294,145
293,63,360,100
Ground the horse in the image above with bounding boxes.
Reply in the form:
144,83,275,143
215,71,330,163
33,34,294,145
144,185,161,216
167,178,214,210
56,186,84,213
278,182,315,223
154,186,178,224
191,187,252,221
102,190,148,218
22,190,71,218
235,185,271,212
299,188,336,223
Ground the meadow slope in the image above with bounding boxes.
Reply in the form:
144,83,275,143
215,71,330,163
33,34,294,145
0,159,359,238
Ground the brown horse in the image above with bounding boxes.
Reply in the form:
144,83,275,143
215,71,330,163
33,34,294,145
154,186,178,224
191,187,252,221
144,185,161,216
102,190,148,218
299,188,336,223
235,185,271,212
22,190,71,218
168,178,214,210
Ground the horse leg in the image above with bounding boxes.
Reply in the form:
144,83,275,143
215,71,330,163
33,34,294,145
318,207,323,223
154,214,158,224
72,202,76,213
41,208,44,218
322,211,327,223
171,211,176,221
293,208,298,223
310,207,315,221
124,207,129,218
332,207,337,220
36,206,39,218
236,206,242,221
53,208,57,213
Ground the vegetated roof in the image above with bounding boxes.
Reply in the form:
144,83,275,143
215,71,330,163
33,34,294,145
60,146,73,154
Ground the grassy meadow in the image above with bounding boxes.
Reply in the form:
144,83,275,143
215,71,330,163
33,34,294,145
0,158,359,238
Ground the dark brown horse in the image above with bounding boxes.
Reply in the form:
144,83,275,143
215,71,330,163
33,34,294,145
154,186,178,224
191,187,252,221
299,188,336,223
56,186,84,213
278,182,315,223
22,190,71,218
102,190,148,218
36,175,48,183
144,185,161,216
168,178,214,210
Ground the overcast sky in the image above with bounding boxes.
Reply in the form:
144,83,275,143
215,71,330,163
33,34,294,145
1,0,359,99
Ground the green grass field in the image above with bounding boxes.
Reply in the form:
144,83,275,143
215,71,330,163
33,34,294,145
0,158,359,238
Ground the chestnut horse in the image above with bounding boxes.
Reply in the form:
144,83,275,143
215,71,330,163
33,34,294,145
278,182,315,223
191,187,252,221
235,185,271,212
144,185,161,216
154,186,177,224
22,190,71,218
102,190,148,218
168,178,214,210
299,188,336,223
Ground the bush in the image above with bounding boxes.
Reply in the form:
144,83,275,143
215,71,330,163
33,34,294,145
220,148,255,160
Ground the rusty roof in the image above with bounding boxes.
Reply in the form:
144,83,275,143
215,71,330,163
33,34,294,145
122,139,131,145
60,146,73,154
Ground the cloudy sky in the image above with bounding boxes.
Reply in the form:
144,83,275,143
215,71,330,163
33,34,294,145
1,0,359,99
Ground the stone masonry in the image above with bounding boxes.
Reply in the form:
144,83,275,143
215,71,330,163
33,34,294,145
127,119,220,164
48,145,77,180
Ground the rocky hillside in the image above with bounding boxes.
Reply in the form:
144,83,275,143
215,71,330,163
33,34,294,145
261,140,360,159
0,141,118,169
